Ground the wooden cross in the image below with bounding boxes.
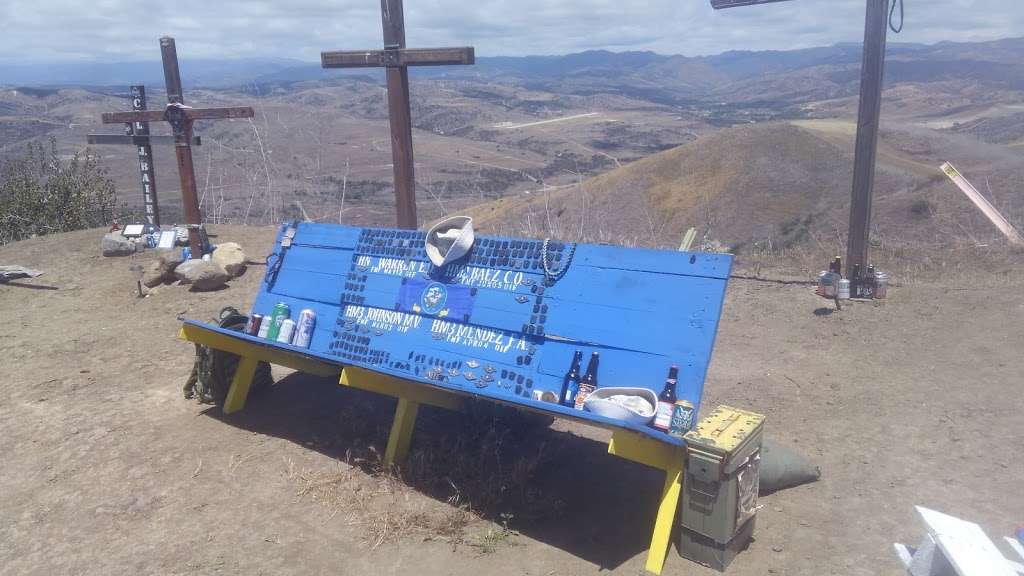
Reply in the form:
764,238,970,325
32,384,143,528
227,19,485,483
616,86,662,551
89,85,201,230
101,37,254,258
321,0,475,229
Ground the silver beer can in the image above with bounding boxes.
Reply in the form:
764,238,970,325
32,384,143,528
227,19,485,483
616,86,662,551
293,308,316,348
276,319,297,344
257,314,273,338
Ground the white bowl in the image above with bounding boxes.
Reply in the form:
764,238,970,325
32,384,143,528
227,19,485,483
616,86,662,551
583,387,658,425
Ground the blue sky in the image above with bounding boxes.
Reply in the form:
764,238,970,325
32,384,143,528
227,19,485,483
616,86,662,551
0,0,1020,62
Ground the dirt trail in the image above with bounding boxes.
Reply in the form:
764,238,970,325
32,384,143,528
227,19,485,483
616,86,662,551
1,225,1022,575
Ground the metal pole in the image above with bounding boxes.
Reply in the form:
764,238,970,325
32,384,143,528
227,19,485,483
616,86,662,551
846,0,890,276
381,0,418,229
160,36,203,259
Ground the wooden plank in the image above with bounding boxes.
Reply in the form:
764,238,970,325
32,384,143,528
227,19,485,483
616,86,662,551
102,110,165,124
941,162,1024,246
383,397,420,466
916,506,1017,576
223,356,259,414
102,107,254,125
178,323,341,377
607,429,682,471
87,134,200,146
646,461,683,575
321,47,475,68
340,366,463,411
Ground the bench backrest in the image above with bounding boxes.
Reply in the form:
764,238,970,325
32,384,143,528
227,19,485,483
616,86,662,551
252,222,733,441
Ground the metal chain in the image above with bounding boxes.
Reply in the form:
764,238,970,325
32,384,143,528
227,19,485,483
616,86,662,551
541,238,577,285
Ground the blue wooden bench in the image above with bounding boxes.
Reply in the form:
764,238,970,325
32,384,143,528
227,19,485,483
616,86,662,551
179,221,733,574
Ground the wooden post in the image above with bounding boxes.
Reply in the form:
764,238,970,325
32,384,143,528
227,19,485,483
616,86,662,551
161,37,204,258
846,0,891,274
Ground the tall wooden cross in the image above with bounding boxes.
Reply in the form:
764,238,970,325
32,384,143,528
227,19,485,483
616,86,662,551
89,84,201,230
101,37,254,258
320,0,475,229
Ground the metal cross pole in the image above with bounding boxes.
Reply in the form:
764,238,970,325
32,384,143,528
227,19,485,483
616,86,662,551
321,0,475,229
711,0,896,278
88,84,201,231
101,37,255,258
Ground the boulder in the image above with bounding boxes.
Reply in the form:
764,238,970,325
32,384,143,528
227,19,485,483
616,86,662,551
174,259,230,291
158,252,184,277
212,242,247,277
101,233,136,257
142,262,166,288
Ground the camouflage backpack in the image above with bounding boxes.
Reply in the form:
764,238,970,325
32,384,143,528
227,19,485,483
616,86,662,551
183,306,273,407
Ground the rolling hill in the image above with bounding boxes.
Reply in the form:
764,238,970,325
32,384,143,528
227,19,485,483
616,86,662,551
465,121,1024,253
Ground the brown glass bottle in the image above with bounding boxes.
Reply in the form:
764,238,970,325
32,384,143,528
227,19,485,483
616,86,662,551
653,365,679,431
573,352,599,410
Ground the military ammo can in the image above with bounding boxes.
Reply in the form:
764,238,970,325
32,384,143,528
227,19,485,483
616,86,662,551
679,405,765,571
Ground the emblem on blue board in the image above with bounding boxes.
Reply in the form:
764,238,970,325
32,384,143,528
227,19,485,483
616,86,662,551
419,282,448,315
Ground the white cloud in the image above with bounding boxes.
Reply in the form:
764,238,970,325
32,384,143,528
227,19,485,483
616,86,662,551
0,0,1020,63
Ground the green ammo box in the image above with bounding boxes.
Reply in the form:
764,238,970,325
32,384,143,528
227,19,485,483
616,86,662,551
679,405,765,571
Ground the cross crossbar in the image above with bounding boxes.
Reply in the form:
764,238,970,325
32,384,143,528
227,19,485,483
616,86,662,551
321,46,474,68
102,106,254,125
86,134,201,146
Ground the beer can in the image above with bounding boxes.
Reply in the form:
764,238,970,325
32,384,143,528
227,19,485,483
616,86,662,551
266,302,290,341
668,400,696,438
257,314,272,338
246,313,264,336
293,308,316,348
276,319,297,344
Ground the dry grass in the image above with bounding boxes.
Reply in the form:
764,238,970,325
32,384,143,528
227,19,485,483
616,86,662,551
284,400,567,552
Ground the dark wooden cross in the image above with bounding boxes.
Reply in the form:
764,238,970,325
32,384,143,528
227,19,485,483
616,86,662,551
320,0,474,229
89,84,200,230
101,37,254,258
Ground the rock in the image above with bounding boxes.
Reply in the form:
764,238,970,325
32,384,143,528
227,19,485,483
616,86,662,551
158,252,184,276
212,242,247,277
142,262,166,288
101,233,136,257
174,259,230,291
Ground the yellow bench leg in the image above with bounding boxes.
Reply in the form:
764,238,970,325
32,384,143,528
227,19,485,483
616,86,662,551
383,397,420,467
223,356,259,414
645,460,684,575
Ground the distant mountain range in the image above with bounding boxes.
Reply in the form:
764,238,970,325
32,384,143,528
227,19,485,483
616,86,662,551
3,37,1022,100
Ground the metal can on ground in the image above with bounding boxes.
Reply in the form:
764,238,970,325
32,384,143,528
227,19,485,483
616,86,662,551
838,279,851,300
276,319,297,344
293,308,316,348
266,302,290,341
668,400,696,438
257,314,272,338
874,271,889,299
245,313,263,336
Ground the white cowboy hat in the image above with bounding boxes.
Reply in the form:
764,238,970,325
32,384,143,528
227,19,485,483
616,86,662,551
425,215,475,267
